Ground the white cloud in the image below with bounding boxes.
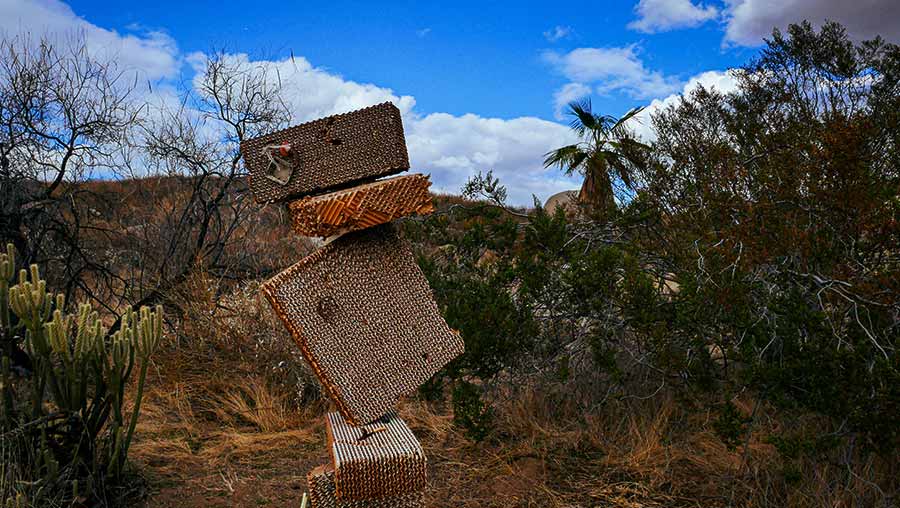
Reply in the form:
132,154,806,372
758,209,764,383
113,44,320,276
544,45,682,100
416,28,431,38
543,25,572,42
628,69,740,141
552,83,592,120
0,0,180,81
629,0,719,33
186,52,418,124
723,0,900,46
1,0,584,205
408,112,580,204
188,52,580,205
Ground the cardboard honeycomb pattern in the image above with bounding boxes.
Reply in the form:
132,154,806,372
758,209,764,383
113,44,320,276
261,224,464,425
287,174,434,238
241,102,410,203
307,466,425,508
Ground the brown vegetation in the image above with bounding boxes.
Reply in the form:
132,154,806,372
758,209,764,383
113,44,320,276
118,192,895,507
128,281,896,508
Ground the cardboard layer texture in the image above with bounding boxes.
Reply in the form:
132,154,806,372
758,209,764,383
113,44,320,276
307,465,425,508
261,224,464,424
288,174,434,238
241,102,409,203
327,411,427,502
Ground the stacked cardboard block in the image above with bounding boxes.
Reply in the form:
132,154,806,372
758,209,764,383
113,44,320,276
241,102,464,506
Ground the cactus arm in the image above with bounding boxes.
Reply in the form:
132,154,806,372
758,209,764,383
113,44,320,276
1,246,13,427
118,355,149,473
119,305,162,472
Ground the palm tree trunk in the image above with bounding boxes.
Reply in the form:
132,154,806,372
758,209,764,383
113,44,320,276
578,171,616,215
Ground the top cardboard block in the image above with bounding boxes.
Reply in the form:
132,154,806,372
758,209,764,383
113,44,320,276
241,102,410,203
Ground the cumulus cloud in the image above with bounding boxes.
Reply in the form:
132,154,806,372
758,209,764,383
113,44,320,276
186,52,418,123
544,45,682,100
3,0,583,205
723,0,900,46
628,69,740,141
628,0,719,33
543,25,572,42
0,0,180,81
185,52,580,205
408,112,580,203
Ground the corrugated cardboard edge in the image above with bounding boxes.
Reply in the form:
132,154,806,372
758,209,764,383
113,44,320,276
307,464,336,508
287,174,434,238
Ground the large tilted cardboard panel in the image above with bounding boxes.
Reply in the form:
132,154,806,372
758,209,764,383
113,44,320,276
305,411,426,507
261,224,464,424
241,102,410,204
288,174,434,238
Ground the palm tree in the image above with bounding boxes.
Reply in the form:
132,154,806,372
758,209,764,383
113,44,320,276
544,99,647,214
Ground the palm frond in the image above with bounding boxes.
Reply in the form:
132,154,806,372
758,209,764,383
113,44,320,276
566,98,598,137
609,106,645,138
544,144,588,175
547,102,649,212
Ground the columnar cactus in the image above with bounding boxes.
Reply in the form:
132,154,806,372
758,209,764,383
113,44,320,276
1,243,164,502
1,243,15,428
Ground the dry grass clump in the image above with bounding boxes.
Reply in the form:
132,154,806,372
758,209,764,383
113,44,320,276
212,378,290,433
129,339,327,506
167,269,323,406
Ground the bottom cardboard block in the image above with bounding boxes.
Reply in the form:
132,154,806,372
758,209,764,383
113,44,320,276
326,410,427,502
307,465,424,508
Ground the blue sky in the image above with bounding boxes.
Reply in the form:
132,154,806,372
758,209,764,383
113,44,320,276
65,0,754,120
3,0,897,204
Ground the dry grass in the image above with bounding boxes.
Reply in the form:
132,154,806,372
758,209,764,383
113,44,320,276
123,274,898,508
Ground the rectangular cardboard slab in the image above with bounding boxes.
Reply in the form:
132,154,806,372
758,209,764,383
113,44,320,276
241,102,410,203
288,174,434,238
307,464,425,508
326,410,427,503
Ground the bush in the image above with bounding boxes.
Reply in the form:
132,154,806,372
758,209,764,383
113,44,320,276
1,244,162,506
451,380,494,442
641,21,900,452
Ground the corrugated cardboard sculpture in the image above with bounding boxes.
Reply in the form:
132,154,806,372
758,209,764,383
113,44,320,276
241,102,409,204
288,174,434,238
261,225,464,425
245,102,464,507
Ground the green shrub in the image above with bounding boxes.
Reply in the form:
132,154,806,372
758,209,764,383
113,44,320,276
712,401,750,449
411,22,900,461
0,244,162,506
451,381,494,442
